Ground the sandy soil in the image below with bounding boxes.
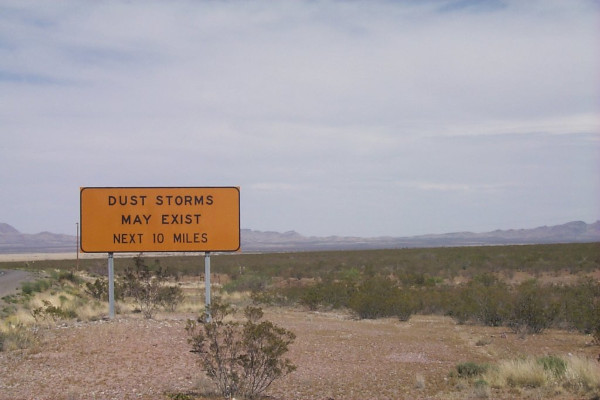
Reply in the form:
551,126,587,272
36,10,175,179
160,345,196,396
0,309,597,400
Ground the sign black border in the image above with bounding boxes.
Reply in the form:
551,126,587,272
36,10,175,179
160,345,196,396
80,186,241,253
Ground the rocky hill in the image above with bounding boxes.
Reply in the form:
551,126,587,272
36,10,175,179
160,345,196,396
0,221,598,254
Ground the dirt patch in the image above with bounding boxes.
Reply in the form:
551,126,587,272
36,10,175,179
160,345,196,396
0,316,198,400
0,310,597,400
0,270,36,298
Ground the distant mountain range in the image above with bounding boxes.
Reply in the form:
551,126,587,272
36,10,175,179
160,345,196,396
241,221,600,251
0,220,599,254
0,223,77,254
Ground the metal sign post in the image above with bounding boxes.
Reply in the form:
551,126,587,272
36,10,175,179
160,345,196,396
204,252,211,321
108,252,115,319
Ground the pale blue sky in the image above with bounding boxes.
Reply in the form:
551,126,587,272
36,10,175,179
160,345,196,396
1,0,598,237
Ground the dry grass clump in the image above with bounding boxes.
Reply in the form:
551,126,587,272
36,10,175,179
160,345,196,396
486,358,547,388
1,271,110,335
563,355,600,392
26,290,106,324
483,355,600,396
0,321,40,351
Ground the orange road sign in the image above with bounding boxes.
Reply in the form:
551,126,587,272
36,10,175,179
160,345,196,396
80,187,240,252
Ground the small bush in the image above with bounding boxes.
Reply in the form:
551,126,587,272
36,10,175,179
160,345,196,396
31,300,77,322
299,280,353,311
508,280,558,334
475,337,492,346
186,302,296,399
348,277,415,320
250,289,290,306
158,286,185,312
122,254,166,319
537,355,567,378
456,362,489,378
85,278,108,301
223,273,269,293
558,280,600,333
449,277,511,327
51,270,81,284
21,279,51,295
85,277,125,302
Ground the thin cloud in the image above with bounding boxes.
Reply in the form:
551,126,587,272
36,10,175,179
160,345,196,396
0,0,598,237
394,181,515,193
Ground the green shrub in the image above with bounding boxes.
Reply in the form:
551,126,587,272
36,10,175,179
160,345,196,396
348,277,394,319
122,254,167,319
158,286,185,312
537,355,567,377
508,280,559,334
456,362,489,378
474,378,488,388
85,277,125,301
223,273,269,293
51,270,81,284
186,302,296,399
1,294,19,304
85,278,108,300
251,289,292,307
348,277,415,320
299,280,353,311
559,280,600,333
450,279,511,327
298,285,324,311
31,300,77,322
21,279,51,295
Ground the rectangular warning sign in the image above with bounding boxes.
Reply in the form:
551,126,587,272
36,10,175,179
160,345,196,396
80,187,240,252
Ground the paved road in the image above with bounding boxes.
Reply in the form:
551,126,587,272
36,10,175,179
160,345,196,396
0,270,34,298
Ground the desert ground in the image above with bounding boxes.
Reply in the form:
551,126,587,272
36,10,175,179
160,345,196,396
0,307,598,400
